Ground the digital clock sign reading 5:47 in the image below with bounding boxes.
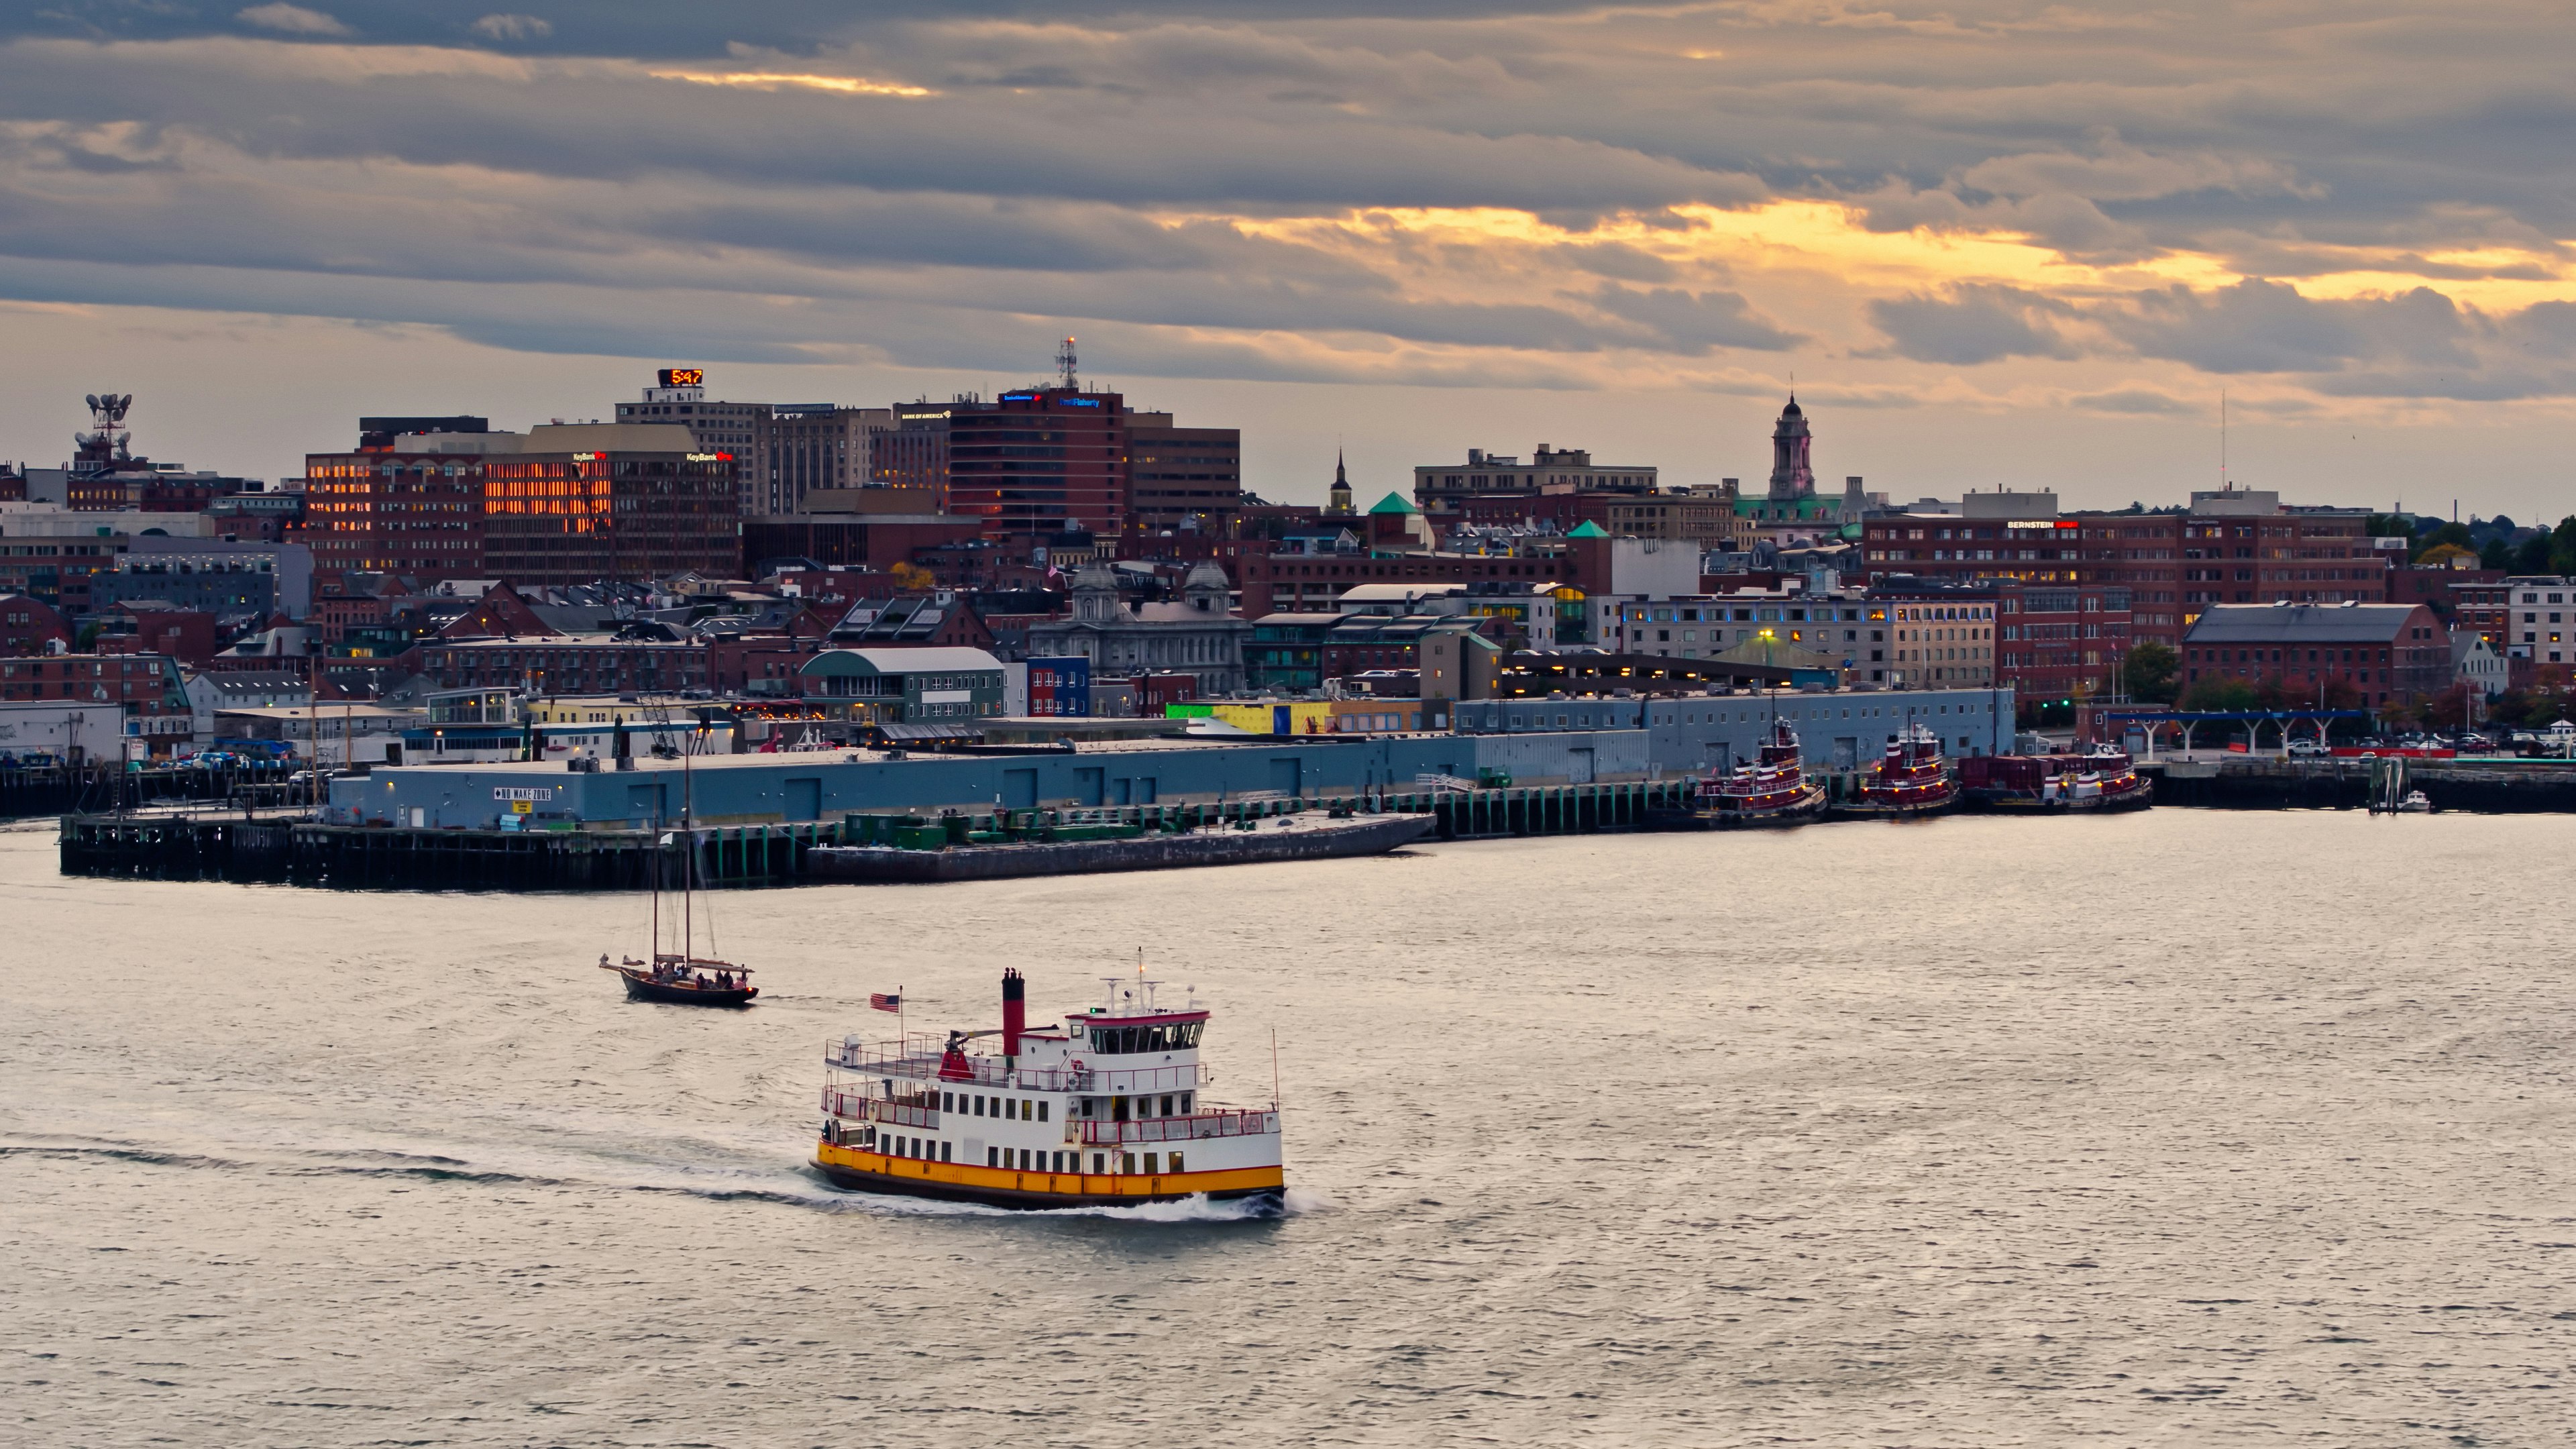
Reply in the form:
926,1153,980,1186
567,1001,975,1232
657,368,704,388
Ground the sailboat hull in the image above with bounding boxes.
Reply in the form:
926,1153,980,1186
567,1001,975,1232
609,966,757,1007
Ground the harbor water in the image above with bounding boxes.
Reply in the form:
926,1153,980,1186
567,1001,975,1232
5,811,2571,1446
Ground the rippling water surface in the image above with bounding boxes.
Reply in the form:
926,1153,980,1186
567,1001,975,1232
5,810,2573,1446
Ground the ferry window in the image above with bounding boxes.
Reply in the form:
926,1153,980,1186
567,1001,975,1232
941,1142,952,1163
988,1146,1000,1167
1181,1091,1194,1113
972,1095,985,1116
941,1091,954,1112
1037,1102,1049,1122
1160,1094,1175,1117
1143,1152,1160,1175
1093,1152,1107,1174
1169,1152,1185,1173
1122,1153,1137,1174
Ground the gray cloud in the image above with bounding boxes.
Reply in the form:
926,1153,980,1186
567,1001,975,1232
234,5,350,37
1582,285,1802,354
1868,285,2076,366
2105,280,2481,376
0,1,2573,404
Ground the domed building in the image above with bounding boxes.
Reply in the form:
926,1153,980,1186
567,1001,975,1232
1024,559,1254,693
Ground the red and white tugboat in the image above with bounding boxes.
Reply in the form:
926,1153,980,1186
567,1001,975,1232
814,969,1285,1211
1697,718,1827,828
2077,745,2154,811
1831,723,1959,820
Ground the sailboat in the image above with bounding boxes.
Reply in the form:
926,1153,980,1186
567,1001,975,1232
599,715,757,1006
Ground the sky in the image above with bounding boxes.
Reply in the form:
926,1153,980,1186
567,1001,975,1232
3,1,2573,522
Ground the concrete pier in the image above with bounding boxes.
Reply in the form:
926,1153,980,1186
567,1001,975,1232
2140,757,2576,812
58,777,1699,891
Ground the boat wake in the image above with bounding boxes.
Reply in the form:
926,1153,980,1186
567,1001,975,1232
3,1130,1318,1225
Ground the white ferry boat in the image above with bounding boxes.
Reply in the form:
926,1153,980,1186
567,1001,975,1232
814,969,1285,1210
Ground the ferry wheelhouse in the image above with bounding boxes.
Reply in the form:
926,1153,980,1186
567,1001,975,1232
1834,723,1958,819
814,969,1285,1210
1697,719,1827,826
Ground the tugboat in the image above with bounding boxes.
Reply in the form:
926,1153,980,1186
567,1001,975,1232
2078,746,2154,811
1830,723,1958,820
597,716,755,1006
1962,747,2153,812
814,969,1285,1210
1695,718,1827,827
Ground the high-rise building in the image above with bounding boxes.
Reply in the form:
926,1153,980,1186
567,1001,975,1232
615,368,770,513
869,400,957,496
763,403,893,513
613,369,896,515
305,420,738,586
1124,413,1241,536
947,388,1130,539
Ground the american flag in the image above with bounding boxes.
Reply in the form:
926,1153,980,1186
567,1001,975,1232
870,992,902,1012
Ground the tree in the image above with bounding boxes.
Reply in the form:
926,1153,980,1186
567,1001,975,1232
2414,521,2475,561
2426,682,2471,733
2516,533,2556,573
2122,640,2179,703
888,561,936,591
2379,696,2424,733
2553,515,2576,576
2480,536,2513,570
2365,513,2414,539
2181,676,2258,712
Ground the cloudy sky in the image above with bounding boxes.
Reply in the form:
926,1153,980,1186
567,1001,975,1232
3,0,2573,519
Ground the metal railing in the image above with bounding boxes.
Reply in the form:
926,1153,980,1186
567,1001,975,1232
821,1089,940,1128
1077,1110,1278,1145
825,1038,1210,1094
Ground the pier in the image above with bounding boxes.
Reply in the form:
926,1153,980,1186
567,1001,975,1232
56,777,1699,890
2139,757,2576,812
2,763,293,822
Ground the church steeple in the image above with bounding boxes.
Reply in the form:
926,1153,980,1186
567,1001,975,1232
1326,447,1354,515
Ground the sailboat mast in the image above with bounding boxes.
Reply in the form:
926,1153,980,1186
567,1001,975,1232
682,727,694,963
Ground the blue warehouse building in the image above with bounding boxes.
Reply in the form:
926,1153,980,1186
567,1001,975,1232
330,684,2012,831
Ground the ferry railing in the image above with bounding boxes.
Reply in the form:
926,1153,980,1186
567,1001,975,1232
821,1089,940,1128
826,1038,1211,1093
1077,1110,1278,1145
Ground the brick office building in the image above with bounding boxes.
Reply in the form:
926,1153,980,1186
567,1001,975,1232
1864,495,2383,628
2180,602,2448,708
307,421,737,588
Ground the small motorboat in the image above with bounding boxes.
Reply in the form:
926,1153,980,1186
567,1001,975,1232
600,953,757,1006
2396,789,2433,814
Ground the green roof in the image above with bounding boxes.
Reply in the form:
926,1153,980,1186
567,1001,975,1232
1368,491,1419,515
1564,520,1609,538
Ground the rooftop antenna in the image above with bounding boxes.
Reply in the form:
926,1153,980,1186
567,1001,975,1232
1056,336,1079,392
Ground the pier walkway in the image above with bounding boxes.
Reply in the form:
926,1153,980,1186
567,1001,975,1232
57,778,1697,891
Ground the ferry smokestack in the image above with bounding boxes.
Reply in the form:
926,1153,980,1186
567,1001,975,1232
1002,968,1026,1060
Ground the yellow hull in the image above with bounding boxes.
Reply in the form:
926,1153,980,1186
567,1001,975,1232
812,1140,1284,1210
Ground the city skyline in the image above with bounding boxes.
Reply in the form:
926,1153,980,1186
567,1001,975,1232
3,2,2575,517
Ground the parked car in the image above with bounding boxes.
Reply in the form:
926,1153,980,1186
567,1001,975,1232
2286,738,2330,757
